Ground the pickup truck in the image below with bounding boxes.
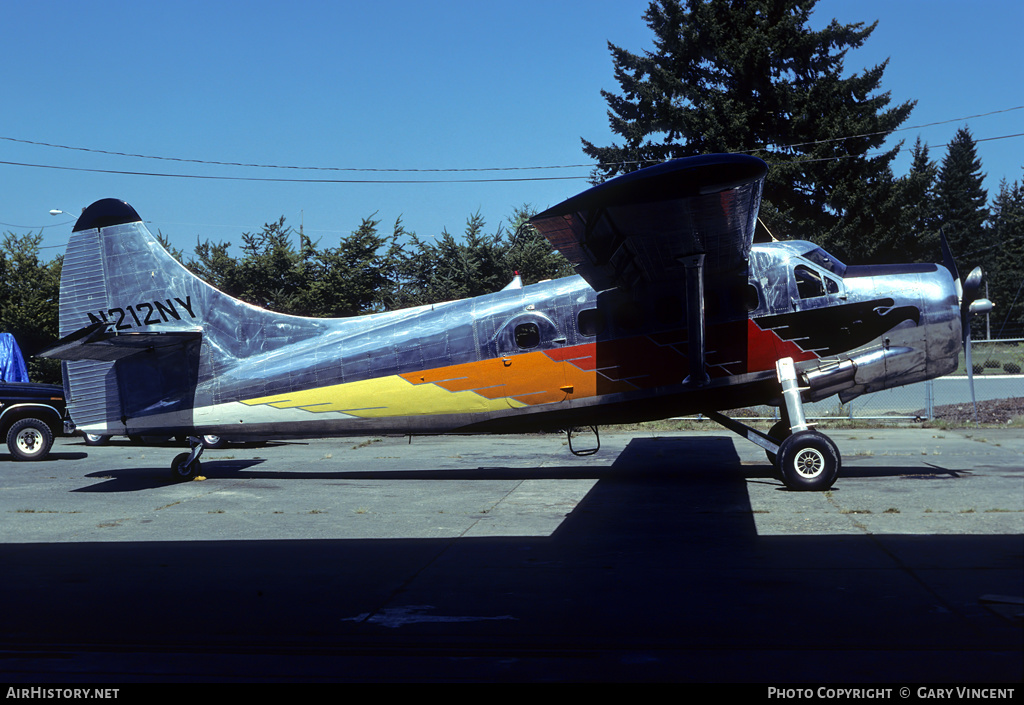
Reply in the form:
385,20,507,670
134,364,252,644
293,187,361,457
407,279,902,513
0,381,68,461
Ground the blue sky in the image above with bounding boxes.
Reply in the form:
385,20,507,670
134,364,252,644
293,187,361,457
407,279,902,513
3,0,1022,259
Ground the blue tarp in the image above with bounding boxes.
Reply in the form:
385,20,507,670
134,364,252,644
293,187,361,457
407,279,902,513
0,333,30,383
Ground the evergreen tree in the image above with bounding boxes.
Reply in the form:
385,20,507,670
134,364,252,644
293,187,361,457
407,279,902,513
293,216,391,317
386,208,573,309
0,232,62,383
392,213,505,306
189,217,307,312
934,126,990,271
185,208,573,315
859,136,939,265
189,217,392,317
900,137,940,262
988,177,1024,338
506,205,577,284
582,0,914,261
933,127,999,340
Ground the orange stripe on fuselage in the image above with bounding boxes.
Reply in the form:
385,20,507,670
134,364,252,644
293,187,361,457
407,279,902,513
399,351,634,405
398,320,816,408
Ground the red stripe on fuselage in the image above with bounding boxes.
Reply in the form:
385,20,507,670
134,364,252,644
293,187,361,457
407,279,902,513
543,318,817,391
745,318,818,371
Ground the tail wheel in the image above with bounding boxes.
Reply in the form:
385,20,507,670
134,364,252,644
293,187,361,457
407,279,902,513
170,452,201,481
7,418,55,461
777,431,840,491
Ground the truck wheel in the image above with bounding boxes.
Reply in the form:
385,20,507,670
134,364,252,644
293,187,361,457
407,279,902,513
7,418,55,461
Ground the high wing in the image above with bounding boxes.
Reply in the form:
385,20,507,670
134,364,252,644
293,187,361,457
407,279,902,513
528,153,767,292
529,153,768,385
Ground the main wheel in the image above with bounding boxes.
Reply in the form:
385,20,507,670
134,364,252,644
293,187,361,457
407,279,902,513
170,452,201,481
7,418,55,461
777,431,840,491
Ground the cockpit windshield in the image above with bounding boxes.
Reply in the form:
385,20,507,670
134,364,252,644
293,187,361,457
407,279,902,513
803,247,847,277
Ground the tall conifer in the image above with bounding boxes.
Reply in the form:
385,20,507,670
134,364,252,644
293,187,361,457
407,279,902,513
934,126,990,264
582,0,914,260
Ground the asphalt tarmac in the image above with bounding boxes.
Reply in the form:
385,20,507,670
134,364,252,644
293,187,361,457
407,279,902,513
1,428,1021,683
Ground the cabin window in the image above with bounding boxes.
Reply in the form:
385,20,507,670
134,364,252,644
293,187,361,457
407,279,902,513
577,309,605,336
795,265,826,299
514,322,541,349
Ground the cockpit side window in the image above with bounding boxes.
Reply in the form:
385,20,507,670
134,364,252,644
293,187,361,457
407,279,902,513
795,265,825,299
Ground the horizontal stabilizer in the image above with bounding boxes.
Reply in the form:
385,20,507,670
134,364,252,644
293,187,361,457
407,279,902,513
40,322,201,362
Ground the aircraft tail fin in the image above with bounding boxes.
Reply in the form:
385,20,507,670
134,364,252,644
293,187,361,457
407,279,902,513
54,199,209,339
44,199,279,434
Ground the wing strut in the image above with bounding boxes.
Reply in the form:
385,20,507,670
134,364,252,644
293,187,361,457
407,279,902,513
682,254,709,387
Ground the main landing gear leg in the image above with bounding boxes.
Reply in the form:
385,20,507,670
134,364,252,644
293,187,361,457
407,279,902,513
704,357,841,492
772,358,840,491
170,436,205,481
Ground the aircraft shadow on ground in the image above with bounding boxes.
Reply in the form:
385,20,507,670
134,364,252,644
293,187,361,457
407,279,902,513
3,435,1020,682
70,432,981,489
73,459,268,492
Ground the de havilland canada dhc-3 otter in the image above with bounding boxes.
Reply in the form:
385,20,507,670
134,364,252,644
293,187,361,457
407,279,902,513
41,153,991,490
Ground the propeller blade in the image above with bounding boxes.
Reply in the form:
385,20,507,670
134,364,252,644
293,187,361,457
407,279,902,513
940,229,983,423
940,229,960,283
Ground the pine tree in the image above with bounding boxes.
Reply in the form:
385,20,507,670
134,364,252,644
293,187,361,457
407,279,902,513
297,216,391,317
933,127,996,341
988,177,1024,338
934,126,990,270
903,137,940,258
505,205,576,285
872,136,940,264
0,232,62,383
582,0,914,261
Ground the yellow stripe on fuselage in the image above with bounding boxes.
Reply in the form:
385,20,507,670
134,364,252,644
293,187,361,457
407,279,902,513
240,373,525,418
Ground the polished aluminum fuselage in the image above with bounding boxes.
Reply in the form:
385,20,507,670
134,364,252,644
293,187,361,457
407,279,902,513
749,240,961,404
57,216,962,440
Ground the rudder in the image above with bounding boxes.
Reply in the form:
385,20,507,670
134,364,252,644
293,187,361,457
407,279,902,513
54,199,207,435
